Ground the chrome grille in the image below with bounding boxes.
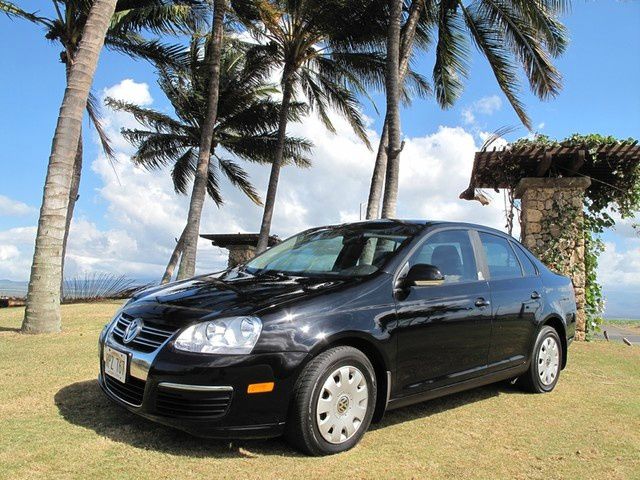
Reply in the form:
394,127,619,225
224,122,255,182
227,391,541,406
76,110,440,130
111,313,176,353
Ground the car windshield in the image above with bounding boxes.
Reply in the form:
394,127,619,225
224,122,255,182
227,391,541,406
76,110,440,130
244,223,421,278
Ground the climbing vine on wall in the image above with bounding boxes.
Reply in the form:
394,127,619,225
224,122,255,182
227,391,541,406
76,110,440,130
510,134,640,338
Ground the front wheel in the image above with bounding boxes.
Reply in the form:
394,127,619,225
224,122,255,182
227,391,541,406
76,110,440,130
520,326,562,393
286,346,377,455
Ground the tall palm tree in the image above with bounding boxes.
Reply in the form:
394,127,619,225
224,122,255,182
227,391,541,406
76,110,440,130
1,0,206,291
21,0,119,334
380,0,403,219
366,0,428,219
369,0,569,218
234,0,378,253
107,38,312,282
176,0,226,279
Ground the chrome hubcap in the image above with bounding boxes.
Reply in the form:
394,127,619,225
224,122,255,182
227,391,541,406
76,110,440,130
538,336,560,386
316,365,368,444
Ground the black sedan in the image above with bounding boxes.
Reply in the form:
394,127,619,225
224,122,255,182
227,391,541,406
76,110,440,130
98,220,576,455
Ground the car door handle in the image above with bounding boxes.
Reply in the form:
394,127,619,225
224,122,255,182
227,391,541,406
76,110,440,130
531,291,541,300
475,298,490,308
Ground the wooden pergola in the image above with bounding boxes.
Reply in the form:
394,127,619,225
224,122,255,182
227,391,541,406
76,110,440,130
460,140,640,204
458,139,640,340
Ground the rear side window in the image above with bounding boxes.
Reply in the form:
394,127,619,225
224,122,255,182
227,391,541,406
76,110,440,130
511,241,538,277
411,230,478,283
478,232,522,280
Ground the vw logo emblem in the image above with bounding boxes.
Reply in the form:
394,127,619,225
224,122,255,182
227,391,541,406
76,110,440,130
123,318,144,344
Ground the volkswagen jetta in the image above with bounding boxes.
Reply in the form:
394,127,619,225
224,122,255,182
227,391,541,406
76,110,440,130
98,220,576,455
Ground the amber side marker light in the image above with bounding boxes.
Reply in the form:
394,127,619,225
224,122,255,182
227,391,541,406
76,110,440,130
247,382,275,394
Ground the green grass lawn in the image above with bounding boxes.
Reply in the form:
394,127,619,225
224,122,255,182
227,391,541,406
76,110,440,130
1,303,639,480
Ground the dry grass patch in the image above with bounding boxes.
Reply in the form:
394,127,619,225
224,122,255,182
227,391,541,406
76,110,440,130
1,303,639,479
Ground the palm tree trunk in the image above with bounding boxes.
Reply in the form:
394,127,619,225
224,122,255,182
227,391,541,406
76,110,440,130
380,0,403,219
367,0,423,219
176,0,226,280
162,227,186,284
21,0,118,334
60,132,83,299
255,74,294,254
365,122,388,219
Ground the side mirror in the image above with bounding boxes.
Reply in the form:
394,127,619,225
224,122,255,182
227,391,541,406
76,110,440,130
404,263,445,287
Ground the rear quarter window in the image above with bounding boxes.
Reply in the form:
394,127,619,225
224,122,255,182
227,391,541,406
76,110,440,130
511,241,538,277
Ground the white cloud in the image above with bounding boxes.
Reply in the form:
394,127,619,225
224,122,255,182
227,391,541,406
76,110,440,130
0,226,36,280
102,79,152,106
462,95,502,125
0,244,19,261
598,240,640,288
461,108,475,125
475,95,502,115
0,194,34,216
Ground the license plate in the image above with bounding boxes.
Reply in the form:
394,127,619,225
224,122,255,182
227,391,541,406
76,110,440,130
104,346,127,383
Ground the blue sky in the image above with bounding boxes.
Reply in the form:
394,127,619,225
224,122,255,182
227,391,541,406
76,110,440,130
0,2,639,316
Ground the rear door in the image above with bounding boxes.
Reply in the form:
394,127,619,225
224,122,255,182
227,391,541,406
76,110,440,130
393,228,492,396
476,232,542,371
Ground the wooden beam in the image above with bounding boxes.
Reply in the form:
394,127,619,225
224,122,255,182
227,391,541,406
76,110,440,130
566,149,585,174
536,151,553,176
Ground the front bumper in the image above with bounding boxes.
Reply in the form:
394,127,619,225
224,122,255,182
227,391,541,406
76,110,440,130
98,326,309,439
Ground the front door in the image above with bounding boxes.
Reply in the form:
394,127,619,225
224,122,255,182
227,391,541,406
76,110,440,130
393,229,492,397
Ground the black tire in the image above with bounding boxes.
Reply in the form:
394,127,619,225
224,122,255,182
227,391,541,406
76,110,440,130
285,346,377,456
519,325,562,393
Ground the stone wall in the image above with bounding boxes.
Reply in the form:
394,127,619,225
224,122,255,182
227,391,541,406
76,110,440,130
227,245,257,268
514,177,591,341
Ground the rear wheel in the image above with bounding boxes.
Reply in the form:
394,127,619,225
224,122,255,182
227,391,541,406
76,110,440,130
520,326,562,393
286,346,376,455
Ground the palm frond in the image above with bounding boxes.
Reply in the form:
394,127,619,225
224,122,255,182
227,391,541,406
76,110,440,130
87,92,115,159
107,97,189,134
478,0,562,99
433,1,469,108
110,1,209,36
105,33,189,68
216,157,262,205
0,1,52,27
461,3,531,129
509,0,569,56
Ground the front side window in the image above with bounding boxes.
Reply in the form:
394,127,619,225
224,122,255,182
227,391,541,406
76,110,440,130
410,230,478,284
479,232,523,280
244,223,421,278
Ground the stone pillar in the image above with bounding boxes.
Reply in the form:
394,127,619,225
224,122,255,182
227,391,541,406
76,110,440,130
227,245,257,268
514,177,591,341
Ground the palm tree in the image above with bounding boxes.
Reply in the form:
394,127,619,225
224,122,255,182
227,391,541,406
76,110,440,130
107,38,312,282
20,0,119,334
234,0,378,253
380,0,403,219
365,0,427,219
176,0,226,279
369,0,569,218
1,0,206,291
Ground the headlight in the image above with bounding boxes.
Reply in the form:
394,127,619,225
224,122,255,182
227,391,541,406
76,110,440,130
174,316,262,354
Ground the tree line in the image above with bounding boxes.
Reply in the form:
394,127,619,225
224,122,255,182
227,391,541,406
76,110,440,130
2,0,568,334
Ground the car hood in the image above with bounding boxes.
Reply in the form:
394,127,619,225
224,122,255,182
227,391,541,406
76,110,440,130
121,270,354,328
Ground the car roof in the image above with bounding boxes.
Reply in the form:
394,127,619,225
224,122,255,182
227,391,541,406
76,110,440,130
328,218,515,240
